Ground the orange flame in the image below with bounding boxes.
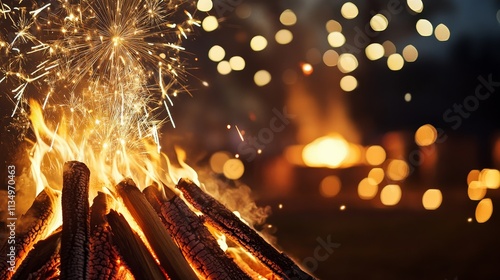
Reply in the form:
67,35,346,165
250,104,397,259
27,100,199,199
25,100,277,278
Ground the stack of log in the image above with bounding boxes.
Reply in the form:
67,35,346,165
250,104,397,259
0,161,315,280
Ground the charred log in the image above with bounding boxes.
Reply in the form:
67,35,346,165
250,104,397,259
88,192,122,280
107,209,167,280
60,161,91,280
11,227,61,280
226,248,278,279
142,183,164,215
177,178,315,280
116,178,197,280
147,185,251,279
0,187,59,279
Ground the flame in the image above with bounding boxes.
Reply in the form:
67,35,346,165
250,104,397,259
227,247,275,279
25,100,277,278
302,133,362,168
6,0,279,276
27,99,197,199
167,146,200,186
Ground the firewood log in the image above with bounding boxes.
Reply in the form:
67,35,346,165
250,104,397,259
60,161,91,280
177,178,315,280
0,187,59,279
11,227,61,280
88,192,122,280
146,185,251,279
142,183,164,215
116,178,198,280
107,209,167,280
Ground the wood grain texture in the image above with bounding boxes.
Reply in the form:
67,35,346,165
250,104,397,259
177,178,315,280
116,178,197,280
0,187,58,279
160,193,252,280
89,192,121,280
61,161,91,280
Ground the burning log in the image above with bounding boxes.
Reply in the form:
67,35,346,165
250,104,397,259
116,178,198,280
88,192,122,280
177,178,315,280
142,183,164,216
0,187,59,279
145,184,252,280
11,227,61,280
61,161,91,280
226,248,276,279
106,209,167,280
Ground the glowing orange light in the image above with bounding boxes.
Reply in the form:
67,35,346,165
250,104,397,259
475,198,493,223
301,63,313,76
365,145,386,166
415,124,438,146
358,178,378,200
302,135,350,168
380,184,402,206
319,175,342,198
422,189,442,210
387,159,410,181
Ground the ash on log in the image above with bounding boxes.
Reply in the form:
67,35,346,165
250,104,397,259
177,178,316,280
61,161,91,280
89,192,123,280
107,209,167,280
11,227,62,280
144,184,252,280
116,178,198,280
0,187,59,279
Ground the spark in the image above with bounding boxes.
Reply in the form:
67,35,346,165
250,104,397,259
1,0,197,157
11,100,20,117
26,71,49,82
29,3,50,17
163,100,176,128
1,3,12,17
42,91,50,109
44,64,58,71
235,125,244,141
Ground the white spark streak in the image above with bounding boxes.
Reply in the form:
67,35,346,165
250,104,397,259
26,71,49,82
235,125,244,142
29,3,50,17
11,100,20,117
42,92,50,109
163,100,176,128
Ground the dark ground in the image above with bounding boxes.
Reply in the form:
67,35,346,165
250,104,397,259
263,186,500,280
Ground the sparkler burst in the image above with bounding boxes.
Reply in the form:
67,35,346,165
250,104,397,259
1,0,200,192
1,0,199,154
1,0,198,132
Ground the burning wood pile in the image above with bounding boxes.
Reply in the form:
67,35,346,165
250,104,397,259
1,161,315,280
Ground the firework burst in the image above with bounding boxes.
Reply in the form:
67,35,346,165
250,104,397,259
1,0,199,153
